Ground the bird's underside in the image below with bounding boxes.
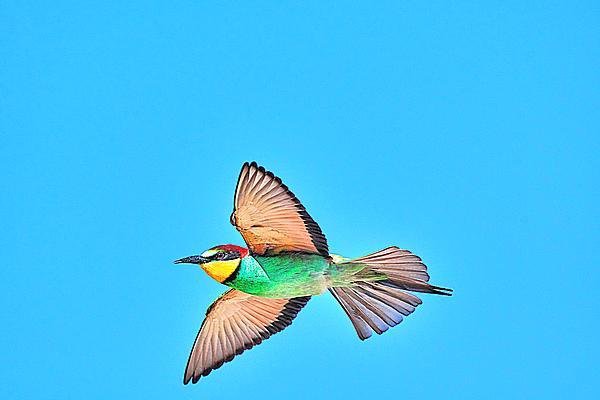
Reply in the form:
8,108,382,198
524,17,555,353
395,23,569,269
179,162,452,384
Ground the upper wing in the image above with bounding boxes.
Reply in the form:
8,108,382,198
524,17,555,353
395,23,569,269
230,161,329,256
184,289,310,384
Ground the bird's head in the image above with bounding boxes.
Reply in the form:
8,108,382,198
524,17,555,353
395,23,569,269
174,244,249,283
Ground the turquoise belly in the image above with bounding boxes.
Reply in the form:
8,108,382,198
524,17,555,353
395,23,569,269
226,254,332,298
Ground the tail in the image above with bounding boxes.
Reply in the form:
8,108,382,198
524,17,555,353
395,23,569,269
329,246,452,340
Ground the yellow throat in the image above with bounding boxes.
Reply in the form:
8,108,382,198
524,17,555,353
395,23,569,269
201,259,240,283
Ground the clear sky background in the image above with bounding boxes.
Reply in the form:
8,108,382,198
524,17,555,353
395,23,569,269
1,1,599,399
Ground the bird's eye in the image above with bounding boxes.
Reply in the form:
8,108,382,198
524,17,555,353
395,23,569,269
215,252,226,260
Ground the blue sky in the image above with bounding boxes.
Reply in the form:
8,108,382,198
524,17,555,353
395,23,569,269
1,1,598,398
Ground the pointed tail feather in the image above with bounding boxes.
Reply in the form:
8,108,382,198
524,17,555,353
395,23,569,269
330,246,452,340
346,246,453,295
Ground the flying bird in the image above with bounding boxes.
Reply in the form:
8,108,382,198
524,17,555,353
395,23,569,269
175,162,452,384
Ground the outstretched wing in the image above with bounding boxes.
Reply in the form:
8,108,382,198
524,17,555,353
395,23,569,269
184,289,310,384
230,161,329,256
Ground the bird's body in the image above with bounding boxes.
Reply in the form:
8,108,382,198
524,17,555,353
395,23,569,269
175,162,452,384
226,253,378,298
228,253,332,297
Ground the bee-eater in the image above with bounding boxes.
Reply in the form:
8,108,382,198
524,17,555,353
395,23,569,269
175,162,452,384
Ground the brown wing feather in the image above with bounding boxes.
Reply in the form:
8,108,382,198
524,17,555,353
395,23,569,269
184,289,310,384
230,162,329,256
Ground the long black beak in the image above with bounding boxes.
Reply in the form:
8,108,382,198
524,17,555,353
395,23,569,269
173,255,208,265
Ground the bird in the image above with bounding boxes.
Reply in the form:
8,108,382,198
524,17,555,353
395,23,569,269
174,161,452,384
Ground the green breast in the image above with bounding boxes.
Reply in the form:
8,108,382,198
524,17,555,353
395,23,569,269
226,253,332,298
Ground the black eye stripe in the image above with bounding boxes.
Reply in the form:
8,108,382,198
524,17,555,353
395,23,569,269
213,251,239,261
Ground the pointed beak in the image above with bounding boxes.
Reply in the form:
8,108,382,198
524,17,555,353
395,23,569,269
173,255,208,265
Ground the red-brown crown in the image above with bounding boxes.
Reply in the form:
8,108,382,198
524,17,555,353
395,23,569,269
213,244,249,258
